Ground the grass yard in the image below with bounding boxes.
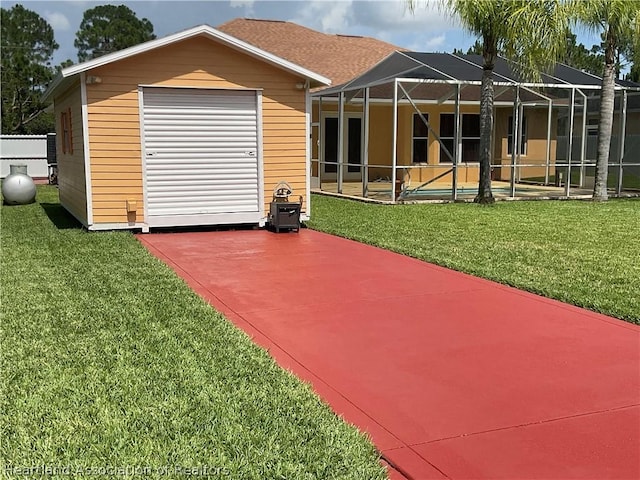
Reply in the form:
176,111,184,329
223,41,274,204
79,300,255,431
308,194,640,324
1,186,386,479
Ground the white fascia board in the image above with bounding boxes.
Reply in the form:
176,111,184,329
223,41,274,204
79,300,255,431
44,25,330,103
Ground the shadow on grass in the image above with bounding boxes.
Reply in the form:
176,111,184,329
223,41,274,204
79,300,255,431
40,203,83,230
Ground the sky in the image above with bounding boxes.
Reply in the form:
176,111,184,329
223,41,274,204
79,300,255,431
9,0,603,68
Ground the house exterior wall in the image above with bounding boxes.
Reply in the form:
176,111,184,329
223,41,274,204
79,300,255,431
53,80,88,225
622,112,640,134
493,107,558,182
395,103,482,185
83,36,308,225
313,99,566,188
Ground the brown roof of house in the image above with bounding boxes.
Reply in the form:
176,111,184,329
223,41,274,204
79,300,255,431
217,18,403,87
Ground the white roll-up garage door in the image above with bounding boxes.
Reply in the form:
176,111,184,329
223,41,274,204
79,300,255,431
141,87,262,227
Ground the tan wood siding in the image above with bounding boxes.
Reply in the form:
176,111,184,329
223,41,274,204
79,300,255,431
54,80,87,225
85,36,309,224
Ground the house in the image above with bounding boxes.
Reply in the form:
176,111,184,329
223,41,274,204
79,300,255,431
42,24,330,231
310,52,640,201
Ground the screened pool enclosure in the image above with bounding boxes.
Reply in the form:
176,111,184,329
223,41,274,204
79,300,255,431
311,52,640,202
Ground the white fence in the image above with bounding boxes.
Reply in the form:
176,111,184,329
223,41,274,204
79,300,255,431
0,135,51,179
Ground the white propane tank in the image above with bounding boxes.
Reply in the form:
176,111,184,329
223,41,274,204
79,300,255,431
2,164,37,205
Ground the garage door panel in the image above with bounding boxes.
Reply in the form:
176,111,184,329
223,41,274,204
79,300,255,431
145,154,257,162
142,88,261,226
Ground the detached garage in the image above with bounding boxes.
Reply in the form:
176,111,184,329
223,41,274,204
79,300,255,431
43,25,330,231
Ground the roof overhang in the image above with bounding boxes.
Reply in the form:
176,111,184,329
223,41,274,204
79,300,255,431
43,24,331,102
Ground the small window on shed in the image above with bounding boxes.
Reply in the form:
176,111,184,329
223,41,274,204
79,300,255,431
61,108,73,154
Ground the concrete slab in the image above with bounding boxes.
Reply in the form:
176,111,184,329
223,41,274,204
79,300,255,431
138,229,640,480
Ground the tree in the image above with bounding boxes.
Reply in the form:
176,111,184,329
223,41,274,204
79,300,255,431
465,40,485,56
1,4,58,134
412,1,570,203
573,0,640,201
75,4,156,62
618,28,639,82
56,59,75,72
561,31,603,76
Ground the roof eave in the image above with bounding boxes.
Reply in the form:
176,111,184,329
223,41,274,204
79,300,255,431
43,24,330,102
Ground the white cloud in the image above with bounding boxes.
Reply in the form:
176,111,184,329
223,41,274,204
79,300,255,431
45,11,71,31
230,0,255,16
351,0,453,32
424,33,445,50
290,0,353,33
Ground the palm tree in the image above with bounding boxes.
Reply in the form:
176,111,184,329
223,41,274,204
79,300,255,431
408,1,569,203
573,1,640,201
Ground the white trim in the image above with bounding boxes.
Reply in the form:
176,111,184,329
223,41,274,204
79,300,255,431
137,84,264,92
88,222,149,231
410,111,429,165
0,134,48,139
80,72,93,227
138,86,149,226
147,212,263,228
320,111,364,182
140,86,263,228
256,90,265,223
305,82,311,218
44,24,330,101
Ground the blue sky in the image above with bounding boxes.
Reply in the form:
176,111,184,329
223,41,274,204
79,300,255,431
11,0,603,68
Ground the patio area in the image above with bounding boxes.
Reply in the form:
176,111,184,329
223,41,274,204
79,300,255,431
315,180,596,202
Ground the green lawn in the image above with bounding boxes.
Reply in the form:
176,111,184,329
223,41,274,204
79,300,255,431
1,186,386,479
308,194,640,324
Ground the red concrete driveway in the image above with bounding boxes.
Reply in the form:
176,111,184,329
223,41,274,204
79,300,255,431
138,229,640,480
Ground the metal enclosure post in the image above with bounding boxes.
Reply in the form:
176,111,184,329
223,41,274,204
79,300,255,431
453,84,461,201
510,87,520,197
578,89,587,187
391,79,398,202
318,97,323,190
565,88,575,197
516,101,524,184
363,87,370,198
617,89,628,195
545,100,552,185
337,91,345,194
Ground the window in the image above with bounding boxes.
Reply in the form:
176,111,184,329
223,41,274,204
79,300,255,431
557,116,567,137
507,115,527,155
587,117,599,136
61,108,73,154
412,113,429,163
439,113,480,163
